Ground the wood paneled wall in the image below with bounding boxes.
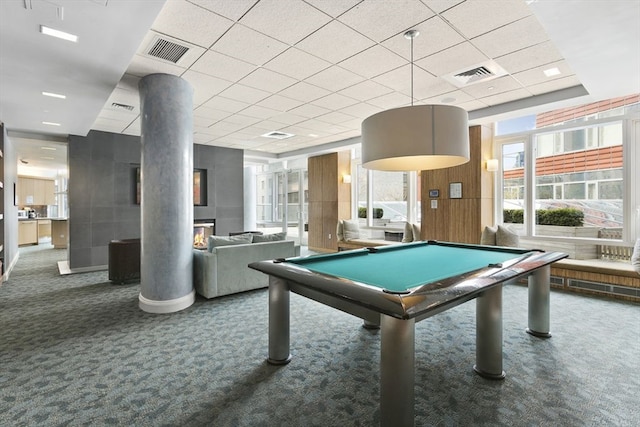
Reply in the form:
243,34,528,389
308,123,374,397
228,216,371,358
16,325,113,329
419,124,495,243
308,151,351,252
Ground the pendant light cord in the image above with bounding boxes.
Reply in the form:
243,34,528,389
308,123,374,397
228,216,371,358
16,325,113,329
410,35,414,106
404,29,419,106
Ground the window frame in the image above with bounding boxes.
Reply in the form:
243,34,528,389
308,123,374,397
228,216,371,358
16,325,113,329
494,112,640,246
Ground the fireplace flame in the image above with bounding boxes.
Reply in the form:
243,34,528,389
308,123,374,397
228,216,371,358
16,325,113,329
194,227,206,248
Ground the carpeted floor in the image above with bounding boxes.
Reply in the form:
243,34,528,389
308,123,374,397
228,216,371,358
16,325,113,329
1,244,639,426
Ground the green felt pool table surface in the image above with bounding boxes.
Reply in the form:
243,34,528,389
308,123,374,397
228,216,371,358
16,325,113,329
290,241,532,293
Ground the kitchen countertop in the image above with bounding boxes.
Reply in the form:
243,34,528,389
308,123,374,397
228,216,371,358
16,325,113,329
19,217,68,221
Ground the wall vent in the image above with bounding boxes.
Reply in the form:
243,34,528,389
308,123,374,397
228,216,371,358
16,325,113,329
261,131,295,140
146,37,189,64
568,279,639,298
111,102,134,111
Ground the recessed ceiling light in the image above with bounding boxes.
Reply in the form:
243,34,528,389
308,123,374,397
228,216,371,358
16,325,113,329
441,97,456,104
308,134,318,137
40,25,78,43
42,91,66,99
41,146,57,151
42,121,61,126
41,156,55,160
543,67,561,77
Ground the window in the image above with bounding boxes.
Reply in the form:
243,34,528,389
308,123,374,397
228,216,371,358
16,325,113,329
496,104,639,255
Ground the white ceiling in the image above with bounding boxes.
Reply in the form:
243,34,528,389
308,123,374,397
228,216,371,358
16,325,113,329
1,0,639,172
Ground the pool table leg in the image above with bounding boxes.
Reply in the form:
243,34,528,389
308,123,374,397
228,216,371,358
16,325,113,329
526,264,552,338
267,276,292,365
380,314,415,427
474,285,505,380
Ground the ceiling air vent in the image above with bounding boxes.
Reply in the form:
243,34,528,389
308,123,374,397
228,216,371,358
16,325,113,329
146,37,189,64
454,66,494,85
443,61,508,88
111,102,134,111
261,131,295,140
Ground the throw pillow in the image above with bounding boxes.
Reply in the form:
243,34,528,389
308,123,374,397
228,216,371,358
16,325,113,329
208,233,253,251
401,222,413,243
411,223,421,241
631,238,640,274
343,220,360,241
252,232,287,243
336,220,344,241
480,226,498,246
496,225,520,247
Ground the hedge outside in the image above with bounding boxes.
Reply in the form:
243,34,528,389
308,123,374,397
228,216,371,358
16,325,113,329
503,208,584,226
358,207,384,219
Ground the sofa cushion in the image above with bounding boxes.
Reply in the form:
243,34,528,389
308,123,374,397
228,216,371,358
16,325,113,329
252,232,287,243
402,222,413,243
496,225,520,247
412,223,421,241
208,233,253,251
343,220,360,241
632,238,640,274
480,226,498,245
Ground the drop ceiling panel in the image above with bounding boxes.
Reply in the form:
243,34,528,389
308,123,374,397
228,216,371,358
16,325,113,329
239,0,332,45
338,102,383,120
461,75,525,99
496,41,564,75
295,20,375,63
338,0,435,43
263,48,332,80
189,50,256,82
338,80,394,102
278,82,331,103
513,60,574,87
287,103,331,119
219,83,271,104
311,93,359,110
304,66,365,92
441,0,532,39
150,0,233,48
240,105,284,120
472,16,550,59
212,24,288,66
256,95,304,112
416,42,487,77
190,0,259,21
339,45,406,79
202,96,250,113
239,68,298,93
381,16,465,61
182,70,233,106
303,0,362,18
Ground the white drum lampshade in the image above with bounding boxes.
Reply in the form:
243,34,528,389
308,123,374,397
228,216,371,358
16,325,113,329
361,104,470,171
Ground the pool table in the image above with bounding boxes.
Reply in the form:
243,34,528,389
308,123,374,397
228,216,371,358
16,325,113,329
249,241,568,427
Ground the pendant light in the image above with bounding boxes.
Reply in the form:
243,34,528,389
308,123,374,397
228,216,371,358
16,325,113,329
361,30,470,171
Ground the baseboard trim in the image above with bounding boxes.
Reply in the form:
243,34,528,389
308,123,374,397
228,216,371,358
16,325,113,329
139,289,195,314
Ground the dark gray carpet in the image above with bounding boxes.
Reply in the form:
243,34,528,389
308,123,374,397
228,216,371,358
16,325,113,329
1,244,639,426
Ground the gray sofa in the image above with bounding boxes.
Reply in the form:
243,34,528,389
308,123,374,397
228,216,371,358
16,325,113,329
193,239,298,299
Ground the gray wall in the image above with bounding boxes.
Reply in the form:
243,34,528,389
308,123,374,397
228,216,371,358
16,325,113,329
68,130,243,270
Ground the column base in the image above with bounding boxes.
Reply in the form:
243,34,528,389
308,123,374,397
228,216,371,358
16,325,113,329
526,328,552,338
473,365,506,380
139,290,195,314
